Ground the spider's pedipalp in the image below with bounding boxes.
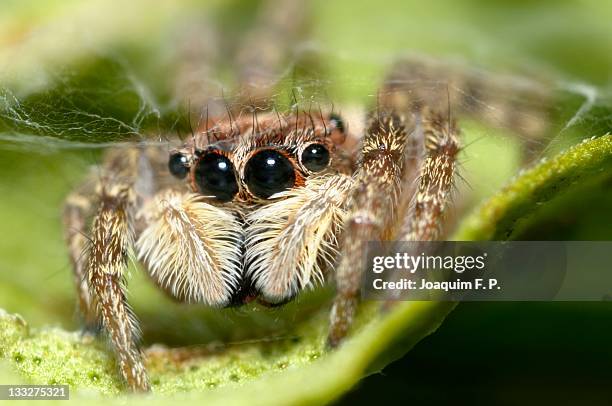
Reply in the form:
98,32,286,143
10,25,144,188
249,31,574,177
245,174,354,304
136,190,244,306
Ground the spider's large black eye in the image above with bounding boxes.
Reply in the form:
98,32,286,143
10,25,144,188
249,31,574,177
301,143,330,172
168,153,189,179
244,149,295,199
194,152,238,202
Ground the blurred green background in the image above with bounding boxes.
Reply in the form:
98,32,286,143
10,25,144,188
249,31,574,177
1,0,612,404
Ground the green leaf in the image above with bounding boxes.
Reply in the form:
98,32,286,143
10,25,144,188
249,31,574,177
0,301,455,404
454,134,612,240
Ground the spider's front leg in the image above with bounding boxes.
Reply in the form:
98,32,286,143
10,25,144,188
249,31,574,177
86,183,150,391
64,148,153,391
327,113,410,347
63,182,98,330
401,108,460,242
327,106,461,345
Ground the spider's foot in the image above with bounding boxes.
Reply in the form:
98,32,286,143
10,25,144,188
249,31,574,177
117,350,151,392
327,296,358,349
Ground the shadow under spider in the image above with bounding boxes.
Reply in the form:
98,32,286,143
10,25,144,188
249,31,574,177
134,287,334,348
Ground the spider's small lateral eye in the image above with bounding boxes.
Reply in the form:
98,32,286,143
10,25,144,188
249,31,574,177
168,153,189,179
329,113,345,133
301,143,330,172
244,149,295,199
194,152,238,202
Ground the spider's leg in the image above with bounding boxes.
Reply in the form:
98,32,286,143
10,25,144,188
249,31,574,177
327,112,410,347
63,182,98,331
234,0,311,106
63,145,157,332
400,107,460,241
385,57,552,138
385,57,550,162
86,182,149,392
68,147,160,392
172,14,224,116
373,108,461,303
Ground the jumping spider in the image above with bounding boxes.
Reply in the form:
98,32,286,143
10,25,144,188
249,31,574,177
62,0,548,392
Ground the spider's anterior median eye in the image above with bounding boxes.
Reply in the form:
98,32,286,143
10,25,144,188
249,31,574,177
194,152,238,202
244,149,295,199
168,153,189,179
301,143,330,172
